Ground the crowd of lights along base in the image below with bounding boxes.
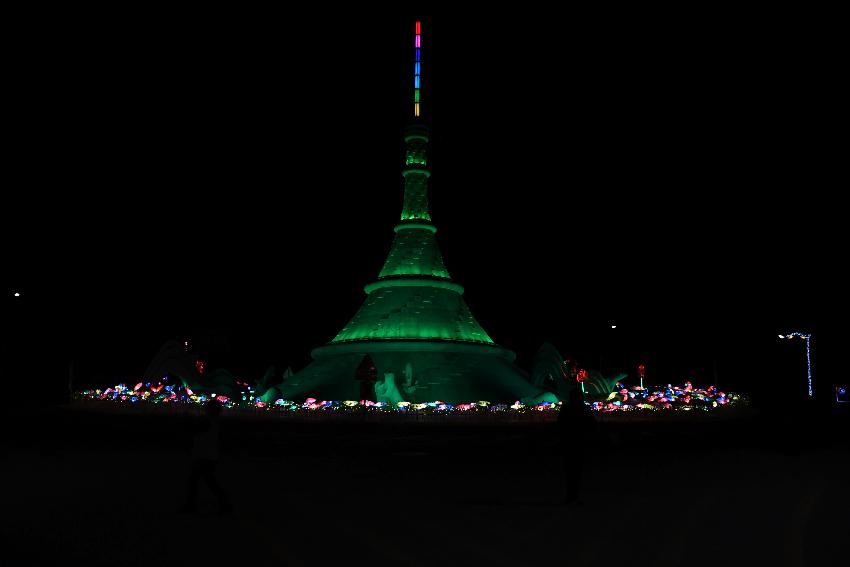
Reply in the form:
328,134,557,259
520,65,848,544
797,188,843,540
277,22,552,404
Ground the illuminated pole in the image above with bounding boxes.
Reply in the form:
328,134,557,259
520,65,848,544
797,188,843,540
414,21,421,117
778,332,813,399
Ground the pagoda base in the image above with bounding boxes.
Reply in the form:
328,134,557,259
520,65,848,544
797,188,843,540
274,340,556,404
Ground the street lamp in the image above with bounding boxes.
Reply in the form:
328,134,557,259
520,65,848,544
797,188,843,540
779,332,813,399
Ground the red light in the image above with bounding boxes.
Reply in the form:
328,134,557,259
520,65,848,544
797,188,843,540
415,21,420,35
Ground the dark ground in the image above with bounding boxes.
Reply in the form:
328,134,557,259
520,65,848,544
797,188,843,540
1,405,847,566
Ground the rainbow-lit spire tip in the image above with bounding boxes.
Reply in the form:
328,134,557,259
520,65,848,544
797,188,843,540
414,21,421,117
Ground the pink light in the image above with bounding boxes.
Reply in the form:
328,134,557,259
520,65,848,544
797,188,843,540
415,35,420,48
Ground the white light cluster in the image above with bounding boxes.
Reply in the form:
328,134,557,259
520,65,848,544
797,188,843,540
780,332,813,398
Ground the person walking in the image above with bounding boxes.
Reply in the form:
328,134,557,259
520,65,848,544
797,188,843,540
558,387,597,505
181,399,232,514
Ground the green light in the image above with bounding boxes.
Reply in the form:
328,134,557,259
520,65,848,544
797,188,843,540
364,278,464,295
414,89,420,103
400,168,431,222
331,285,493,344
405,154,427,166
314,340,511,360
394,222,436,233
378,228,448,278
401,168,430,177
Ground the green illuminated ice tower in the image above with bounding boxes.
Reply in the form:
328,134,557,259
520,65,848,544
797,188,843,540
278,22,552,403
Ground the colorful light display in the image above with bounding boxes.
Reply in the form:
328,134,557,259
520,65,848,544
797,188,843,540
75,379,743,416
414,21,421,117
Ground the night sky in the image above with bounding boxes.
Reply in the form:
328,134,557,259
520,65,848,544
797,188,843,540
2,9,841,400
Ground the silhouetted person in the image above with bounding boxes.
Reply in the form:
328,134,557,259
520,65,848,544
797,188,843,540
558,388,597,505
181,399,232,514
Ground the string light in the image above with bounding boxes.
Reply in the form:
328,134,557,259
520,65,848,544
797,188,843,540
780,332,813,398
75,379,741,415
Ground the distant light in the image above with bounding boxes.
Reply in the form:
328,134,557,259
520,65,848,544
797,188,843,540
13,292,20,297
611,325,617,329
781,331,813,398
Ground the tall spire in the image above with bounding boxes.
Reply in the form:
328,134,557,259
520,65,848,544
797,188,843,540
276,20,555,404
328,21,493,344
414,21,421,118
378,124,447,280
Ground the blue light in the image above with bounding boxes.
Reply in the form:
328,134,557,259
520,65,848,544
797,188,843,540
415,62,420,75
414,76,420,88
416,48,420,61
